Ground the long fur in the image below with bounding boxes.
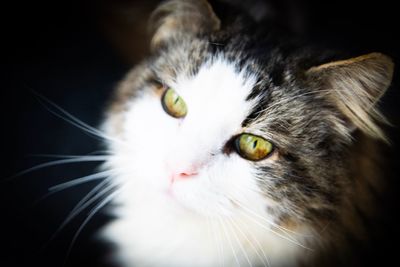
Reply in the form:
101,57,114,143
100,1,394,266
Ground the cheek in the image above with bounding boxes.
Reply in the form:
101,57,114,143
170,156,273,216
124,94,176,143
110,94,177,185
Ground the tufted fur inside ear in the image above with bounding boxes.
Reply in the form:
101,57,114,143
306,53,394,142
149,0,220,51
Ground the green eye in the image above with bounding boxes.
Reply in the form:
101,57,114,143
162,88,188,118
234,133,274,161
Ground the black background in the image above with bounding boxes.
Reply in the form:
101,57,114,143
1,0,399,267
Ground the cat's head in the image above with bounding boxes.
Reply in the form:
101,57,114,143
104,0,393,236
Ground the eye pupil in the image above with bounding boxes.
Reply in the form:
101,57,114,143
253,140,258,149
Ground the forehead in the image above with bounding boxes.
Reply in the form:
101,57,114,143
174,58,256,110
173,57,258,128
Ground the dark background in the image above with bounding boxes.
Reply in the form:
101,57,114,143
1,0,399,267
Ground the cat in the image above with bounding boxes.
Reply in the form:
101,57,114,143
99,0,394,266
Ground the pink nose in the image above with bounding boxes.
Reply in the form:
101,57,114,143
170,170,198,183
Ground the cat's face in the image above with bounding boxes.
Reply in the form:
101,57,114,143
101,1,393,266
109,53,278,215
104,43,320,265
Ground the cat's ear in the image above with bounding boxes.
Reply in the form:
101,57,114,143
306,53,394,141
149,0,220,51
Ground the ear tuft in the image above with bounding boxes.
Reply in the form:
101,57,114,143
149,0,220,51
306,53,394,142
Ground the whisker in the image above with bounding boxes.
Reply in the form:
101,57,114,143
57,182,116,236
63,187,121,266
31,90,124,145
36,97,111,142
229,216,270,267
226,181,311,238
240,209,312,250
44,181,115,248
48,170,113,192
208,216,225,267
32,170,111,207
236,198,305,237
225,217,253,267
28,153,110,159
7,157,108,180
66,179,113,219
222,190,310,250
216,215,241,267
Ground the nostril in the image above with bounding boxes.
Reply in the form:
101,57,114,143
179,171,198,178
170,171,198,184
169,165,202,184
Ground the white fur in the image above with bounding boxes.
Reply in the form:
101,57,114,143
102,59,309,267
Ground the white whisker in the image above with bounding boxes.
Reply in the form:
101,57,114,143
63,188,122,266
8,157,108,180
225,217,253,267
59,182,116,233
32,90,124,145
235,198,305,237
217,215,241,267
229,216,270,267
32,170,111,207
226,181,311,238
240,210,312,250
209,216,225,267
48,170,113,192
47,181,115,245
67,179,113,218
28,153,110,159
221,190,310,250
